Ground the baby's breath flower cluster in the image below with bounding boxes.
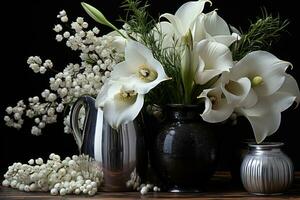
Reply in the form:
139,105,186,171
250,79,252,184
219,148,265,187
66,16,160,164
4,10,124,135
2,154,103,196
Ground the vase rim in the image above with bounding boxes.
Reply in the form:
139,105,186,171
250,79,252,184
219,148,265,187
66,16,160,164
165,104,201,108
248,142,284,149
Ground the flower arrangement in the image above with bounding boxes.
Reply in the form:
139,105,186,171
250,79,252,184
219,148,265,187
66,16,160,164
3,0,300,144
2,0,300,196
84,0,300,143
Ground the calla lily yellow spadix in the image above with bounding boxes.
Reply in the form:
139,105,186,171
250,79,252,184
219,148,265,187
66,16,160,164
251,76,263,87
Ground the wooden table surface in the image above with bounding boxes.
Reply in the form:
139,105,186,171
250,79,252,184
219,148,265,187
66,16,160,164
1,172,300,200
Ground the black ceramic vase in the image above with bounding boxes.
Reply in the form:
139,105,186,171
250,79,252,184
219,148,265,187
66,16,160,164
150,104,219,192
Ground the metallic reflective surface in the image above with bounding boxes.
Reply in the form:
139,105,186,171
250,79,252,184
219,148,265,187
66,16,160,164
241,142,294,195
70,96,147,191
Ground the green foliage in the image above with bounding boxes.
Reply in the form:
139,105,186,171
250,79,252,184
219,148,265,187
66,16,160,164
232,8,289,61
121,0,185,105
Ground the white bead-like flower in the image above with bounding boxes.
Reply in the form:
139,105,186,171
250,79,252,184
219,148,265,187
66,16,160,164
53,24,63,32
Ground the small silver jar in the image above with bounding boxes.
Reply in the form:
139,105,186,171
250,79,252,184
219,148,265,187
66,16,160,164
241,142,294,195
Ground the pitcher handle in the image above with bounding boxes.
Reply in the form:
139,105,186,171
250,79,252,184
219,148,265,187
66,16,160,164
70,96,94,154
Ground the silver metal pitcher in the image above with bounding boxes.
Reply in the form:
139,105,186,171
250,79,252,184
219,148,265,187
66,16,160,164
240,142,294,195
70,95,147,191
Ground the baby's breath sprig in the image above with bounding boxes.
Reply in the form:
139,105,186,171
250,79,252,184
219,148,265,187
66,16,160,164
4,10,124,135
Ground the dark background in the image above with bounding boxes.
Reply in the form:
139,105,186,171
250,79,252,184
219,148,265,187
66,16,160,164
0,0,299,176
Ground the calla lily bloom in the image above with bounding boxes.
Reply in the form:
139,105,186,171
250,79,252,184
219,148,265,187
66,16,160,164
237,90,297,143
230,51,291,96
160,0,211,39
225,51,300,143
110,40,169,94
194,10,240,46
220,74,253,105
194,40,233,85
95,80,144,129
199,87,234,123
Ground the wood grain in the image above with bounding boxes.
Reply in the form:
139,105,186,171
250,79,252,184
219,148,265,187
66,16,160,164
1,172,300,200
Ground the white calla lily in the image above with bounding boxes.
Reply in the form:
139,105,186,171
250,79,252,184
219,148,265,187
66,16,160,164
194,10,239,46
221,50,299,143
160,0,211,38
154,21,176,50
234,70,300,143
221,75,253,105
199,87,234,123
107,30,128,53
110,40,169,94
280,74,300,107
231,51,291,96
237,91,296,143
195,40,233,85
95,81,144,129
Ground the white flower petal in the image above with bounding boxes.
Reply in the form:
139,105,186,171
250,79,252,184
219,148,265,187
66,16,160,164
116,94,144,127
175,0,210,33
133,58,169,94
240,89,258,109
193,14,208,43
280,74,300,107
270,92,296,113
160,14,184,35
233,51,291,96
110,62,134,79
237,90,297,143
201,98,234,123
111,36,127,53
125,40,152,67
107,30,128,52
196,69,223,85
155,21,176,49
255,68,286,96
241,110,281,143
199,88,234,123
195,40,233,84
213,35,238,47
204,10,231,36
111,40,169,94
103,93,144,129
95,81,122,107
221,77,251,105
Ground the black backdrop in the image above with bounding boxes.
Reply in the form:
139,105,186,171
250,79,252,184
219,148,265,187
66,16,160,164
0,0,299,176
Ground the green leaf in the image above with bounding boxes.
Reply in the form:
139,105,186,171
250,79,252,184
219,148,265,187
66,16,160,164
81,2,126,38
81,2,111,26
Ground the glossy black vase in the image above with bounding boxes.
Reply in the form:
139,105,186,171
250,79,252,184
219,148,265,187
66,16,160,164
150,104,219,192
